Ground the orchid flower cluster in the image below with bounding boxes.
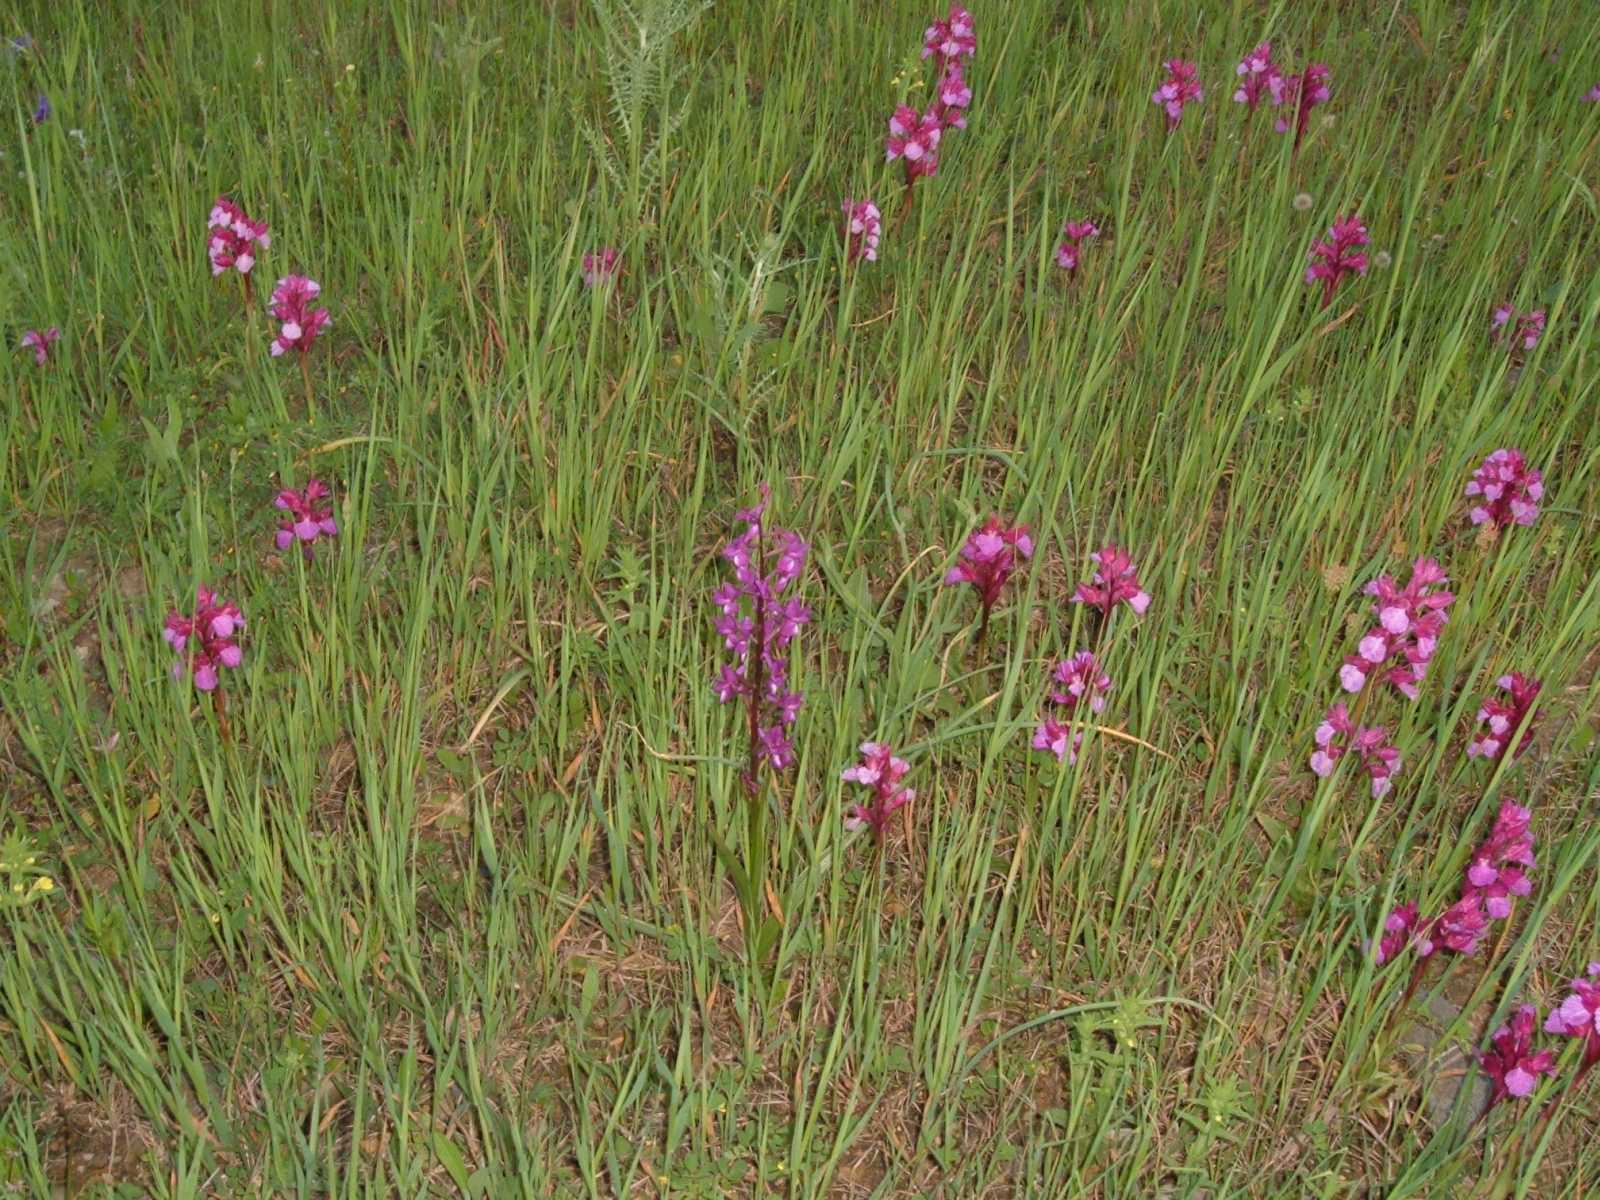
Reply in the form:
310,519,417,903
582,248,620,290
268,275,332,358
1033,651,1111,766
841,742,915,844
1029,545,1152,767
1152,59,1203,129
207,197,271,277
1305,214,1369,307
1466,672,1541,760
1308,704,1400,798
1475,962,1600,1112
1545,964,1600,1078
1465,448,1543,530
274,480,339,558
943,515,1033,643
1490,304,1545,354
1072,545,1153,621
20,327,60,366
883,5,976,189
1374,798,1535,966
841,200,883,264
711,485,811,789
1335,556,1453,700
1054,221,1100,275
163,587,246,693
1231,44,1331,146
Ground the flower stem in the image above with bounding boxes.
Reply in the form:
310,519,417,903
213,686,231,747
299,352,317,423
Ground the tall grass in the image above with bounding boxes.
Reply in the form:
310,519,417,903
2,0,1598,1194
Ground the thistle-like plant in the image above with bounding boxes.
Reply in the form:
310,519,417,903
581,0,709,211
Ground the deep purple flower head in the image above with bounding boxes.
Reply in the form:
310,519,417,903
1544,963,1600,1070
1432,895,1489,956
1054,220,1101,273
885,104,943,181
1308,703,1401,797
1461,799,1535,922
1152,58,1203,129
268,275,331,357
582,248,620,290
163,586,245,692
1270,63,1330,144
1465,448,1543,530
922,5,976,66
1372,901,1426,965
841,741,915,842
1480,1005,1557,1104
1467,673,1541,761
1337,557,1453,700
207,197,271,277
32,93,49,124
20,326,60,366
944,515,1033,616
842,200,882,264
1232,42,1281,109
273,479,338,556
1305,213,1369,308
1490,304,1545,354
932,64,972,130
712,485,811,784
1072,545,1151,619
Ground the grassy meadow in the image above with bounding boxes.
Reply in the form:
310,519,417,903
2,0,1599,1194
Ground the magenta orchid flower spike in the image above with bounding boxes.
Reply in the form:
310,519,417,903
841,741,915,844
207,197,271,277
20,327,60,366
1270,63,1330,147
1490,304,1546,354
932,64,972,130
1372,902,1428,965
1049,651,1111,714
1054,220,1100,274
274,480,339,556
1544,963,1600,1075
885,104,943,183
1308,703,1401,797
1152,58,1203,129
842,200,883,264
922,5,975,66
1480,1005,1557,1104
1432,895,1490,956
1305,214,1369,307
163,587,245,693
1232,42,1281,109
1072,544,1151,620
1465,448,1543,529
268,275,331,357
1467,673,1541,761
944,515,1032,642
711,484,810,788
1337,557,1453,700
1032,652,1110,766
1461,800,1535,922
582,248,620,289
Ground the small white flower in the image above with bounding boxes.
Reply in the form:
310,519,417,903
1293,192,1313,211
